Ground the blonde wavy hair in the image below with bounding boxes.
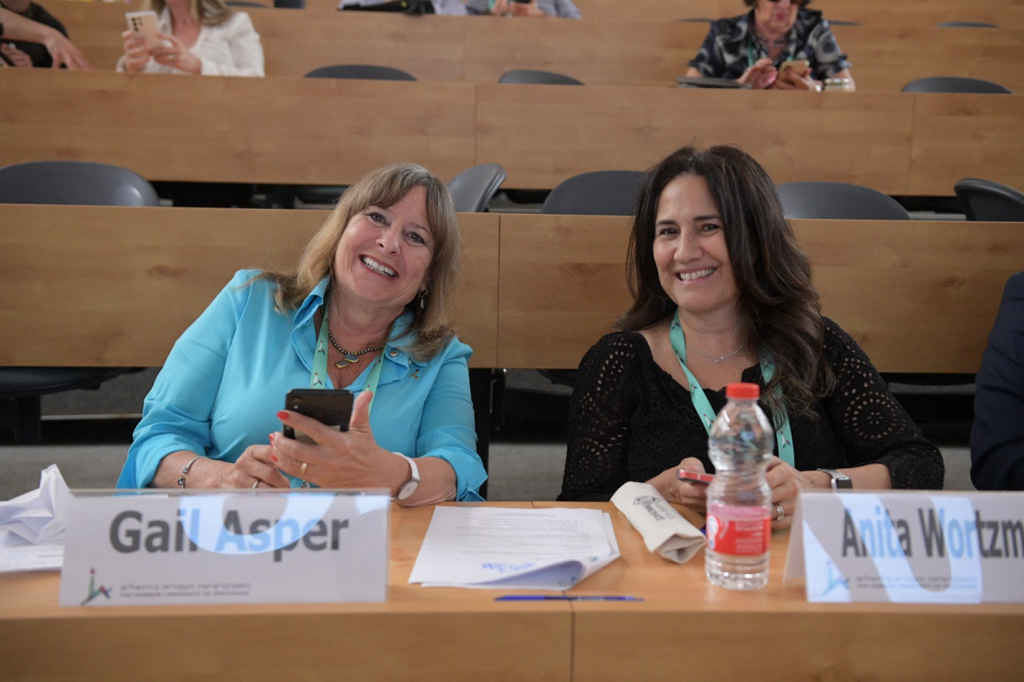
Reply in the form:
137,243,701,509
259,162,462,361
144,0,233,27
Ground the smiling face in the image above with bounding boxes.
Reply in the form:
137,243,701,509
754,0,800,35
332,185,433,318
653,174,740,323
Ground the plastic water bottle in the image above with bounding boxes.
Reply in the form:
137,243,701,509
705,382,774,590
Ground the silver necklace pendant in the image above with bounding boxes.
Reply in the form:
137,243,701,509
689,345,745,364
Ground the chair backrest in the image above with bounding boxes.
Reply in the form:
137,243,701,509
447,163,506,213
901,76,1011,94
498,69,584,86
542,170,644,216
274,0,305,7
305,64,417,81
937,21,998,28
775,181,911,220
954,178,1024,221
827,19,862,26
0,161,160,206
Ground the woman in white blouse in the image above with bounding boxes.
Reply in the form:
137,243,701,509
118,0,264,77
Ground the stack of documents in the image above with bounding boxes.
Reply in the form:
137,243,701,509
409,506,620,590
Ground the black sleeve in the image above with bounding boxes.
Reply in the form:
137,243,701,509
559,334,643,501
820,319,945,489
28,3,68,37
971,273,1024,491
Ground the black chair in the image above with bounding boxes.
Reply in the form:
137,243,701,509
281,65,418,207
901,77,1011,94
274,0,305,7
954,178,1024,221
498,69,584,86
775,181,911,220
937,21,998,28
542,170,644,216
305,64,417,81
0,160,160,443
448,163,506,213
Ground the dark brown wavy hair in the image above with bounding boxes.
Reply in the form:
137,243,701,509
618,144,835,424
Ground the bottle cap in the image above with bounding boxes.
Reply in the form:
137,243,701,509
726,382,760,399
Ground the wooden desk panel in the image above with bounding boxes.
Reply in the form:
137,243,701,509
0,69,476,185
476,85,915,192
495,216,1024,373
0,503,574,681
0,206,499,368
909,93,1024,195
543,502,1024,681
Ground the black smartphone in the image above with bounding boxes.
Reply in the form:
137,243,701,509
282,389,354,444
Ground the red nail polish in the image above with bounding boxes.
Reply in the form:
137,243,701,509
277,411,289,421
271,454,278,463
269,433,275,443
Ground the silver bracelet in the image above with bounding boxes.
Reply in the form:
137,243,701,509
177,455,202,489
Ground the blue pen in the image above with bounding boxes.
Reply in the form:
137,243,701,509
495,595,643,602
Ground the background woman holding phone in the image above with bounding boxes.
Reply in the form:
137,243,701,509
685,0,853,91
117,163,486,504
117,0,263,76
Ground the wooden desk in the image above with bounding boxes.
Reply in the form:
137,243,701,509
47,1,1024,92
8,67,1020,194
541,502,1024,681
2,207,1021,375
3,501,1021,680
0,205,499,368
496,215,1024,372
0,502,574,681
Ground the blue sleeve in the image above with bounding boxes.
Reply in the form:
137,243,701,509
808,20,851,80
117,270,255,488
971,273,1024,491
415,340,487,501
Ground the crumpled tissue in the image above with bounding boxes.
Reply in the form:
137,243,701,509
0,464,71,571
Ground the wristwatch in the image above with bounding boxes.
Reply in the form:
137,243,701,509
817,468,852,490
394,453,421,501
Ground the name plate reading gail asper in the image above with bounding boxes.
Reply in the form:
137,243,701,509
59,490,389,607
784,491,1024,604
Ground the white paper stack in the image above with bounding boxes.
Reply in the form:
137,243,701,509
409,506,620,590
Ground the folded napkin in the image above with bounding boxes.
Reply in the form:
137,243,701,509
0,464,71,546
611,482,706,564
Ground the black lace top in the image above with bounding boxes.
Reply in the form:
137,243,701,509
559,318,945,501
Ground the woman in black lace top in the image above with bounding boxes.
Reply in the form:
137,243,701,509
559,145,944,526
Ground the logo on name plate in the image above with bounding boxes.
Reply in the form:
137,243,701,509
81,567,112,606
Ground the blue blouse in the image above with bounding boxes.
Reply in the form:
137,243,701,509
116,270,487,501
689,9,851,83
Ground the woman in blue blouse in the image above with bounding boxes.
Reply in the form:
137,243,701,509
685,0,854,91
117,163,487,503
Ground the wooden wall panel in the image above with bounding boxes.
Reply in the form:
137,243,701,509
0,206,499,368
476,85,914,192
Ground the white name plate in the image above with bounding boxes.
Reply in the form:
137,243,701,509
785,490,1024,603
59,489,389,607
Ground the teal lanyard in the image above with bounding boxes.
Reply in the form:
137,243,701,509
311,308,383,417
668,310,795,466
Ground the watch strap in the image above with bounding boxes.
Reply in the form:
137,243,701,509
817,468,852,490
394,452,420,501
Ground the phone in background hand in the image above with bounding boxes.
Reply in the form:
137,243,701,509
126,11,162,50
778,59,810,77
677,469,714,485
282,389,354,444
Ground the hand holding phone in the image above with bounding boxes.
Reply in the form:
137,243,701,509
126,11,162,50
677,469,714,486
778,59,810,77
282,389,354,445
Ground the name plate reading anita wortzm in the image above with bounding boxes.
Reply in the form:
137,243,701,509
785,491,1024,603
58,490,389,607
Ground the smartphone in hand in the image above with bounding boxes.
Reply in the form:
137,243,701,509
126,11,162,50
677,469,714,485
282,389,354,444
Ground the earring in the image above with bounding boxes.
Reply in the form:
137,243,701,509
419,288,428,311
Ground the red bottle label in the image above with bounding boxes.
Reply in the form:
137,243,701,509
706,502,771,556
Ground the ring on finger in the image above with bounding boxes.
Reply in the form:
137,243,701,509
775,503,785,521
252,480,260,489
300,461,308,476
